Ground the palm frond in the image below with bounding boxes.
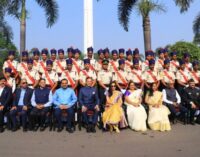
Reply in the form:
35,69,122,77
137,0,166,18
174,0,194,13
193,12,200,35
36,0,58,27
0,20,13,44
118,0,139,31
7,0,21,19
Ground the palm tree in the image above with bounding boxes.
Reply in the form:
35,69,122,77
175,0,200,41
118,0,166,52
5,0,58,53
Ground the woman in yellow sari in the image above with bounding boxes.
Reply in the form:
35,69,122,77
145,83,171,131
102,81,127,133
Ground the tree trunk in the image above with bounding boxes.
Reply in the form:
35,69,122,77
20,0,26,54
143,15,151,54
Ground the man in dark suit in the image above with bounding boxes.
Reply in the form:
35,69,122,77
182,79,200,125
0,77,12,133
9,79,33,132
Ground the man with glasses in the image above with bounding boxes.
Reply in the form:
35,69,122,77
9,79,33,132
30,79,53,131
53,79,77,133
0,77,12,133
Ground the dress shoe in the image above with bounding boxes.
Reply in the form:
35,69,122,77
91,125,96,133
40,126,46,132
12,127,18,132
23,128,28,132
86,124,91,133
57,127,63,132
0,127,4,133
66,127,74,133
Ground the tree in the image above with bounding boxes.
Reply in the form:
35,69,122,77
117,0,165,52
5,0,59,53
0,0,13,44
175,0,200,40
169,41,200,60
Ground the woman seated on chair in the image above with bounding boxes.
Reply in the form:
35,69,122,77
145,83,171,131
102,81,127,133
124,81,147,132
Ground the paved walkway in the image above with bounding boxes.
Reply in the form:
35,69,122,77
0,123,200,157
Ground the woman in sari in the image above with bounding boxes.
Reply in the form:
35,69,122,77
124,81,147,131
102,81,127,133
145,83,171,131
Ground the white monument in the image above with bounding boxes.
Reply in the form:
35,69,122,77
84,0,93,54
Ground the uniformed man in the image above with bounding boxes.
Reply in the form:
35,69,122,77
50,48,57,62
41,60,58,92
79,77,100,133
50,49,57,71
38,48,49,75
72,49,83,74
17,51,28,75
143,59,160,90
128,59,144,89
176,60,191,96
96,49,105,72
118,48,125,60
55,49,66,78
183,52,192,72
103,48,110,60
98,59,113,109
60,59,79,90
182,79,200,124
21,59,40,89
3,50,18,79
4,68,16,93
160,59,176,89
170,51,179,74
113,59,129,91
133,48,142,69
67,47,74,59
109,50,119,73
79,59,97,87
125,49,133,73
141,50,154,73
86,47,97,72
32,49,40,72
190,60,200,88
30,79,53,131
155,48,165,73
163,48,169,60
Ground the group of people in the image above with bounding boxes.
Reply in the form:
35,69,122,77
0,47,200,133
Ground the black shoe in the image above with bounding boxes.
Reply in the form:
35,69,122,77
57,127,63,132
12,127,18,132
190,121,196,125
40,126,46,132
33,126,39,131
23,128,28,132
0,127,4,133
86,125,91,133
66,127,74,133
91,125,96,133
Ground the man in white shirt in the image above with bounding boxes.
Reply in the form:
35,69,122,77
162,82,188,124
